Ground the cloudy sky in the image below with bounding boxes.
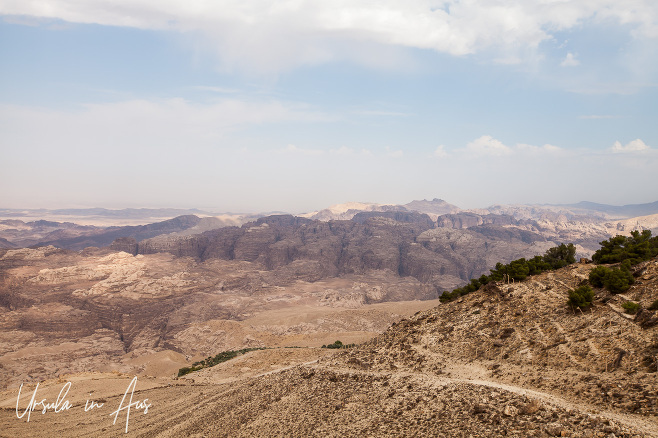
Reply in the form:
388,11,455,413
1,1,657,212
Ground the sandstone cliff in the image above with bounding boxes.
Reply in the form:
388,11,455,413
132,214,553,290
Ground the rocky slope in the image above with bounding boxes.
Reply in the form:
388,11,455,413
149,255,658,436
130,214,557,292
0,246,440,390
0,219,100,248
118,209,658,291
2,258,656,436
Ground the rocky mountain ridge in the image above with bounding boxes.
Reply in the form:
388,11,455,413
121,214,557,290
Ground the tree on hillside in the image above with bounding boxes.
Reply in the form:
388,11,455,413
592,230,658,265
587,260,635,293
543,243,576,269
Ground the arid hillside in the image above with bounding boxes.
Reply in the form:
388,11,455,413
1,257,656,436
0,245,440,390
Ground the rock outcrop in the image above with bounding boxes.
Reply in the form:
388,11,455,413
129,214,554,289
436,212,517,229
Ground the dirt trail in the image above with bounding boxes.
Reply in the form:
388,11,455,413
324,360,658,436
441,361,658,436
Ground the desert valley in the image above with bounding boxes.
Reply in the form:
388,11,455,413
3,1,658,435
0,199,657,436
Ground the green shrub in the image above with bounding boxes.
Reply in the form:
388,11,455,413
543,243,576,269
622,301,640,315
321,340,355,349
567,285,595,310
588,266,609,288
592,230,658,265
588,264,634,294
439,243,576,303
441,243,577,303
603,266,635,293
177,347,267,377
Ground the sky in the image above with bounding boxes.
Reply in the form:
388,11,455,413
1,1,657,213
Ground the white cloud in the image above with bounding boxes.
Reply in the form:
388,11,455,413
433,145,449,158
459,136,565,158
464,135,512,157
330,146,353,155
280,144,324,156
2,1,657,73
328,146,372,156
384,147,403,158
610,139,651,153
560,52,580,67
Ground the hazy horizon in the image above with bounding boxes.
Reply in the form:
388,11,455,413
2,196,658,217
1,2,657,212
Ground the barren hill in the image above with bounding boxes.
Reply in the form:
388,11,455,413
147,256,658,436
2,258,656,436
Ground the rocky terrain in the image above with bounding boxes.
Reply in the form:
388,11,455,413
0,245,440,390
1,257,656,436
1,200,657,436
301,198,461,221
126,214,559,291
0,209,258,249
3,200,657,262
122,209,658,290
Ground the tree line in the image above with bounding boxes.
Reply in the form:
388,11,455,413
440,243,576,303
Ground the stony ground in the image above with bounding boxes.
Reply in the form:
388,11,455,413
1,258,656,436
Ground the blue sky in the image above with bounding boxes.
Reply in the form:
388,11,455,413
1,1,657,212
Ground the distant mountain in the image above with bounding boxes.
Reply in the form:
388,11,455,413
127,213,555,291
404,198,461,216
0,237,17,249
561,201,658,219
40,215,203,250
0,219,100,248
300,202,405,221
300,198,462,221
0,207,215,220
352,211,435,228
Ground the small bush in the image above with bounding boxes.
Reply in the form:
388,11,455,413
588,266,609,288
177,347,266,377
604,266,635,293
321,340,355,349
648,299,658,311
567,285,595,310
622,301,640,315
588,264,634,294
543,243,576,269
